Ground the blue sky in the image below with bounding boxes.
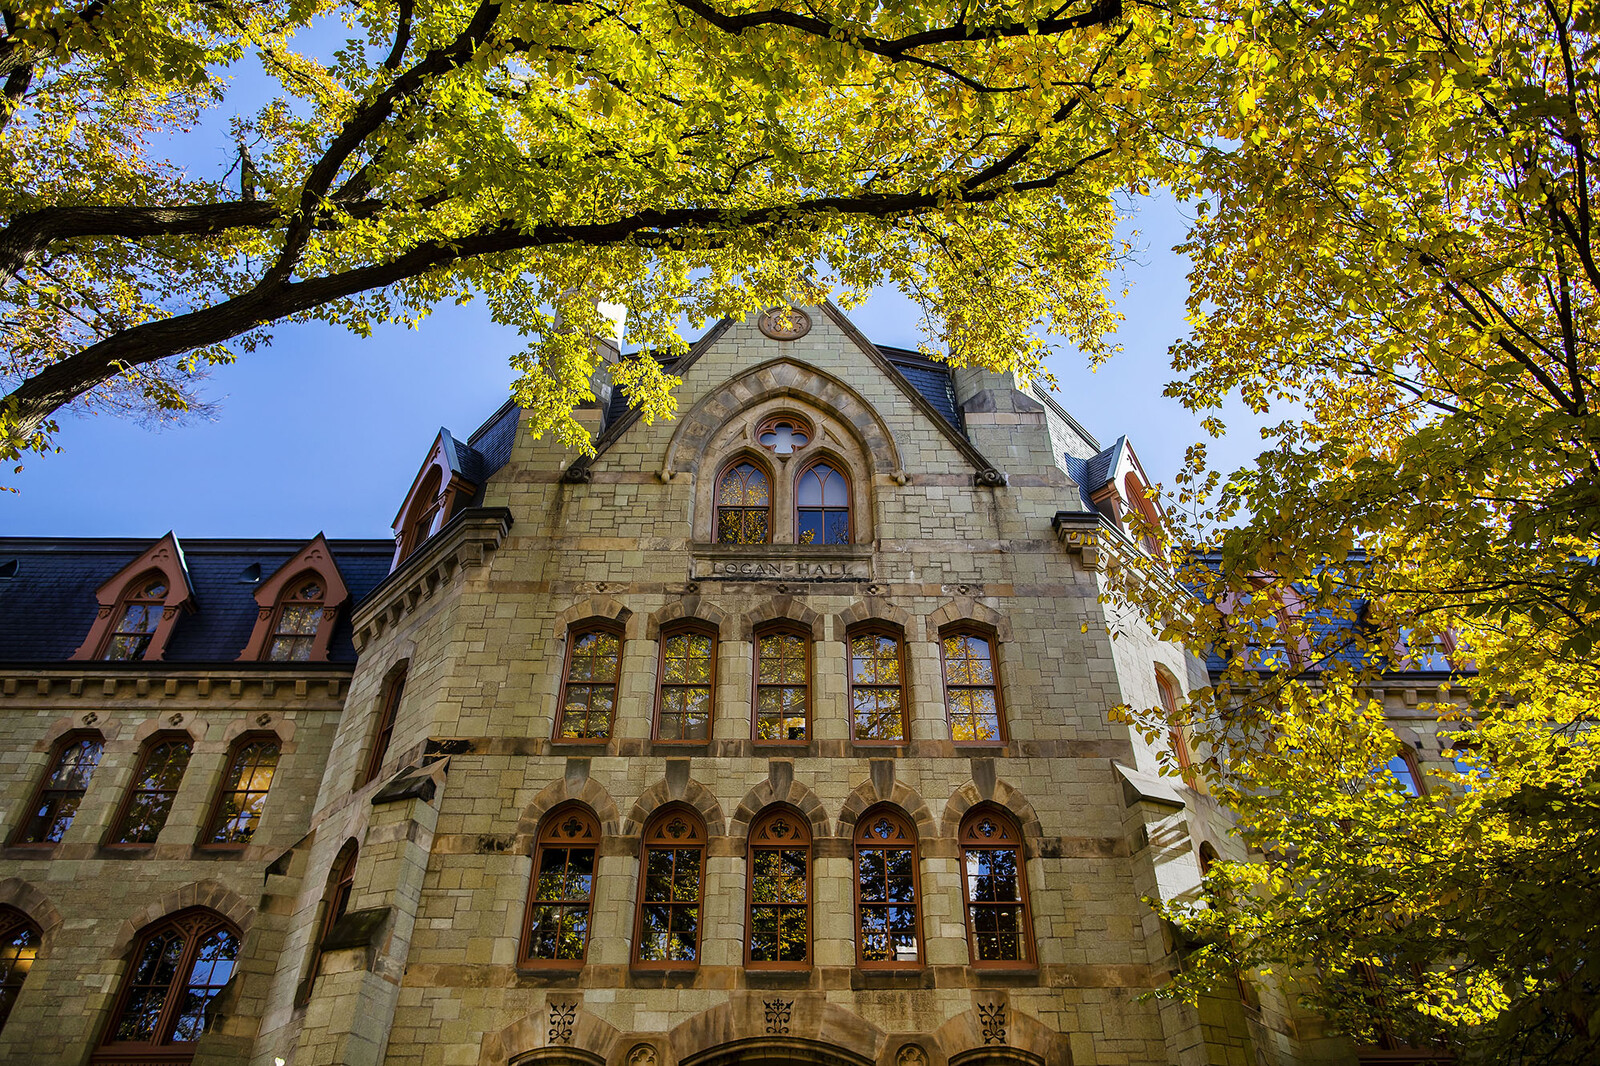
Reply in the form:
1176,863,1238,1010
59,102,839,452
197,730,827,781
3,193,1255,539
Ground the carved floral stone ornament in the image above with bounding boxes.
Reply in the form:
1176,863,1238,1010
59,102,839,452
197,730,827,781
627,1045,658,1066
757,307,812,340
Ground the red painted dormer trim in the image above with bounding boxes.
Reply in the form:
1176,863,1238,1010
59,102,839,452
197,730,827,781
70,533,196,662
391,431,479,569
238,534,351,662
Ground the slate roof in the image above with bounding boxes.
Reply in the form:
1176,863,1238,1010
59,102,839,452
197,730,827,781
872,346,964,433
1064,436,1126,511
596,345,966,439
0,538,393,665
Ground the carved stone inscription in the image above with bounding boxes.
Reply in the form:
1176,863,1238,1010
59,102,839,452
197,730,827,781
694,556,871,582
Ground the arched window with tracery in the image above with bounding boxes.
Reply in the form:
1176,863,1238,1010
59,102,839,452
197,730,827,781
108,734,193,846
203,734,280,846
554,624,622,741
98,909,238,1057
940,626,1006,744
0,907,41,1034
854,807,921,968
633,806,706,968
104,573,168,661
12,730,104,846
848,625,907,743
959,807,1034,967
716,459,771,544
654,623,716,743
796,461,850,545
267,576,325,661
521,806,599,967
753,623,809,744
747,808,811,968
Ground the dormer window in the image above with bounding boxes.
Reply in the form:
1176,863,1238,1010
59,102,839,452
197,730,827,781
72,533,195,663
268,579,325,662
238,536,350,663
757,415,811,456
105,575,168,660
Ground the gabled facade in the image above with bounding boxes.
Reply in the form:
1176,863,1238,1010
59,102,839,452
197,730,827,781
0,304,1457,1066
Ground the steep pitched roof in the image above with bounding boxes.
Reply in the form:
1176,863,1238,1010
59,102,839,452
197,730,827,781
0,538,392,664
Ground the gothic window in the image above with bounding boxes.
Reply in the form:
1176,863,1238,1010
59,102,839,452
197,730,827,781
13,731,103,845
555,625,622,741
267,577,325,661
747,808,811,968
108,735,192,846
1387,747,1425,797
105,574,168,660
941,627,1005,744
521,807,598,967
655,624,716,743
309,841,358,990
1156,671,1193,780
363,667,406,786
633,806,705,967
959,808,1034,967
848,626,907,743
796,461,850,545
854,808,921,968
100,909,238,1054
716,459,771,544
753,624,809,744
0,907,40,1033
203,734,280,846
757,414,811,456
398,467,443,562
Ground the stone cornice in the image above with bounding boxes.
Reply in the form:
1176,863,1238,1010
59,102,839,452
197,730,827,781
351,507,513,651
0,665,350,702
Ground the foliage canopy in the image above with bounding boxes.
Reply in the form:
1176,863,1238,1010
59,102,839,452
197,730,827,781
0,0,1172,461
1113,0,1600,1060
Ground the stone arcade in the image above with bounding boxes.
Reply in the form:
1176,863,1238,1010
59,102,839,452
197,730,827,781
0,303,1458,1065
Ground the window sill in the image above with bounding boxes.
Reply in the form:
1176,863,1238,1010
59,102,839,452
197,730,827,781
745,968,813,988
849,967,932,990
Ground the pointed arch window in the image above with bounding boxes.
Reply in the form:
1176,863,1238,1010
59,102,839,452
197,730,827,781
555,624,622,741
753,623,809,744
1387,747,1425,797
960,807,1034,967
0,907,41,1034
633,806,705,968
854,808,921,968
796,461,850,545
267,577,325,661
1156,671,1194,783
848,626,907,743
305,840,359,995
100,909,238,1054
716,460,771,544
940,627,1006,744
13,731,103,845
363,666,406,786
655,623,716,743
747,808,811,968
203,734,280,846
521,806,599,967
399,466,444,561
105,574,169,661
108,734,193,846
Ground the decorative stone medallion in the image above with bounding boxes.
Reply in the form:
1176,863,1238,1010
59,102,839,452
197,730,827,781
627,1044,658,1066
896,1045,928,1066
758,307,812,340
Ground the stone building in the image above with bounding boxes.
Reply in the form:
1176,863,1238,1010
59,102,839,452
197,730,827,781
0,303,1457,1066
